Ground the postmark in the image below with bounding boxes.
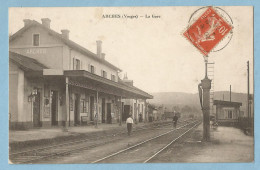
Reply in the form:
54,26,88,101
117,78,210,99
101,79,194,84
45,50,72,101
183,6,233,56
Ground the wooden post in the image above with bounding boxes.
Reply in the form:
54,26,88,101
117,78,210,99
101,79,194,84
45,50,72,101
96,91,99,128
119,96,122,126
135,98,138,124
63,77,69,132
144,99,147,122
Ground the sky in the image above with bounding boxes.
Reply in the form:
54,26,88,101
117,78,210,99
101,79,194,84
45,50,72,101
9,6,254,94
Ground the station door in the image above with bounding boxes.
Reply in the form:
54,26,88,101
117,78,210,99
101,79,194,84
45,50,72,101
33,92,41,127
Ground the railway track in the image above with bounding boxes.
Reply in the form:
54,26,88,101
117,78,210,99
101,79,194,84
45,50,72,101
9,119,192,164
91,120,200,163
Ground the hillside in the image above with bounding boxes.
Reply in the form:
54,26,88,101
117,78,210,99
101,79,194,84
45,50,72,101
148,91,251,114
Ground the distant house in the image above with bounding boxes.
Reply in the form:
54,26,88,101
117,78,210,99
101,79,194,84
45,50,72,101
146,104,165,122
147,104,157,122
162,111,181,120
213,100,242,126
163,112,174,120
156,105,164,120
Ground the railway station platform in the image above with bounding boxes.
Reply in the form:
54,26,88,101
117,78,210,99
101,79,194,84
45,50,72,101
9,121,161,150
10,122,150,142
167,124,254,162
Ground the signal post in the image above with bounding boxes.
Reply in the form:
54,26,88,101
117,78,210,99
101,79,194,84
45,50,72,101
201,73,211,141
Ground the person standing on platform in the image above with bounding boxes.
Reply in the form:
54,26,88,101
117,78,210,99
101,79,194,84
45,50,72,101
94,113,98,128
173,114,178,128
126,114,134,136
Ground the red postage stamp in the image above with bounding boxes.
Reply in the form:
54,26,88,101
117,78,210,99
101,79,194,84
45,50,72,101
183,7,233,56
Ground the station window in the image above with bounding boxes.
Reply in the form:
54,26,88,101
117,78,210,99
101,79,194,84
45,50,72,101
111,74,115,81
102,70,107,78
228,110,232,119
33,34,40,46
91,65,95,74
80,100,88,113
73,58,81,70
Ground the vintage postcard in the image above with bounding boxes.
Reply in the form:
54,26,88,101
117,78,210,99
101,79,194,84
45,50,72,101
7,5,255,168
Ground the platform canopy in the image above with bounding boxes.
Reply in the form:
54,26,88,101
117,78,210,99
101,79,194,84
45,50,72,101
9,51,153,100
64,70,153,99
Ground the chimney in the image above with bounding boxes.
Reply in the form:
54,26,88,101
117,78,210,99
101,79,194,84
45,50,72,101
41,18,51,28
101,53,105,60
61,29,70,39
122,73,133,86
96,40,102,58
23,19,31,27
230,85,232,102
123,73,128,80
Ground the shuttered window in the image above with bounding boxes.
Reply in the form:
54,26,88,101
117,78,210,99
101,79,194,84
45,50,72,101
73,58,81,70
76,59,80,70
102,70,107,78
228,110,232,119
91,65,95,74
33,34,39,46
111,74,115,81
80,100,87,113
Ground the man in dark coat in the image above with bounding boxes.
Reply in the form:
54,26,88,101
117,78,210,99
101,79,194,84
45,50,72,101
173,114,178,128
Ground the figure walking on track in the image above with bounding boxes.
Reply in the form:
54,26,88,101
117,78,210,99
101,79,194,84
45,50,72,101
173,114,178,128
126,114,134,136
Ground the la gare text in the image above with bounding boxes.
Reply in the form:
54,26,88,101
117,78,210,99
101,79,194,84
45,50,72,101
102,14,161,19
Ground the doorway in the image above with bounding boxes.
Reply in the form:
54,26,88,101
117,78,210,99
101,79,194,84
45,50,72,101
74,94,80,125
123,105,130,121
51,90,58,126
90,96,94,121
106,103,112,124
33,91,41,127
121,102,124,121
102,98,106,123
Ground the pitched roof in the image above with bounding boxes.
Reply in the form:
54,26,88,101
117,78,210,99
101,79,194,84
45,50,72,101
9,51,48,71
118,79,153,99
213,100,242,107
9,19,122,72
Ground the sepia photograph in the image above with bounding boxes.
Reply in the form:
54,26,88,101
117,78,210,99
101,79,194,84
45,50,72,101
8,6,254,164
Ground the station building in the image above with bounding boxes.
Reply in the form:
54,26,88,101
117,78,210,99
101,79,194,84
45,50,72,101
9,18,152,129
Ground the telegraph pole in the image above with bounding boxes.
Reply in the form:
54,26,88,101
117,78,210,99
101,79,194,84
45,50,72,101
247,61,250,125
119,96,122,126
201,57,211,141
230,85,232,102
